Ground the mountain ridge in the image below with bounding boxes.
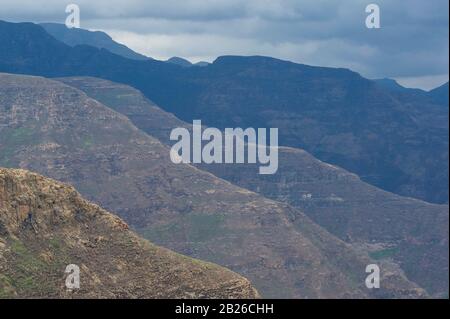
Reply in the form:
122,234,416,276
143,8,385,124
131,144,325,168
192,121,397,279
40,23,150,61
0,20,447,204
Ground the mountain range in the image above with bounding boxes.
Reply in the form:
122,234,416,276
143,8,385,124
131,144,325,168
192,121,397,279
0,19,448,299
0,72,430,298
0,20,447,205
39,23,150,61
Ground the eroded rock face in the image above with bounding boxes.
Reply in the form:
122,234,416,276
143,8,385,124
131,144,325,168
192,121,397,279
0,73,427,299
0,168,259,298
60,76,448,298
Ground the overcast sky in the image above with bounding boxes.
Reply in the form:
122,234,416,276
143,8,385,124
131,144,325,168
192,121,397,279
1,0,448,90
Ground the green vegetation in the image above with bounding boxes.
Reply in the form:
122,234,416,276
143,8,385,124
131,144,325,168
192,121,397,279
139,222,183,243
0,126,39,166
88,90,130,109
82,136,94,149
8,240,47,292
140,213,225,244
369,247,399,260
6,127,35,144
0,274,15,298
187,213,225,242
5,238,70,295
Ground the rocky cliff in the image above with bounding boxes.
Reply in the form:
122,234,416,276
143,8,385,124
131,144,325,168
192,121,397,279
0,168,259,298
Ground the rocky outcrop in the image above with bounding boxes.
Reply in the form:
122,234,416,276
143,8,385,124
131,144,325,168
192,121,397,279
0,168,259,298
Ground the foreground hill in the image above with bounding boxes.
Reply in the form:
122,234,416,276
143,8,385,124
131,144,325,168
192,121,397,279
0,20,447,204
0,168,259,298
0,73,426,298
59,76,448,297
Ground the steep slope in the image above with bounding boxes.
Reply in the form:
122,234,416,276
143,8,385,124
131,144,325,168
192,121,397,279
429,82,449,107
373,78,408,92
166,57,193,67
0,168,259,298
198,148,449,297
0,20,447,204
40,23,149,61
163,56,449,204
373,78,426,95
57,76,190,145
59,76,448,297
0,73,426,298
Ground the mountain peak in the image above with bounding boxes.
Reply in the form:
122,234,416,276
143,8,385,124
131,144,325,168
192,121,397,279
166,56,193,67
373,78,405,91
40,22,150,61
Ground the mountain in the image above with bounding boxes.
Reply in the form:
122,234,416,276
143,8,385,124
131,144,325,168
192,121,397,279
0,21,447,204
166,57,193,67
0,72,427,298
40,23,149,61
166,57,209,68
0,168,259,298
374,78,409,92
374,78,448,111
59,76,449,297
195,61,210,67
159,55,449,204
56,76,189,145
429,82,449,106
197,148,449,297
373,78,425,94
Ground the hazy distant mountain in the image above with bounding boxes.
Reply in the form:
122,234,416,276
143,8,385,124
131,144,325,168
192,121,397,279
0,72,426,298
374,78,449,109
429,82,449,106
40,23,149,61
166,56,193,67
373,78,425,94
62,76,448,297
195,61,210,67
0,168,259,298
0,20,448,204
162,56,449,204
166,57,209,67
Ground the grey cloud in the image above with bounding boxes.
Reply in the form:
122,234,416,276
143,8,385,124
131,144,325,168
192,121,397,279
0,0,448,89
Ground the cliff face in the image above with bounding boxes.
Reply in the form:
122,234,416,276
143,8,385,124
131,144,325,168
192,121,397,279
0,168,259,298
60,76,448,297
0,73,427,298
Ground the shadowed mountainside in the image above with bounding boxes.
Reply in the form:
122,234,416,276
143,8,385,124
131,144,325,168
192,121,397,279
0,20,447,204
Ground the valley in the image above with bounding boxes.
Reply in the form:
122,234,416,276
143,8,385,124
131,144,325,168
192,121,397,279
57,76,449,297
0,18,447,300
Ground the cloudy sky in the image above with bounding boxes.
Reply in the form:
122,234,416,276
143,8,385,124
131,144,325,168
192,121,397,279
1,0,448,89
